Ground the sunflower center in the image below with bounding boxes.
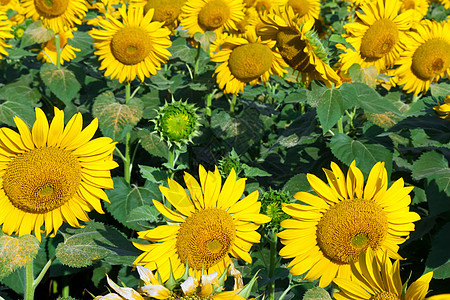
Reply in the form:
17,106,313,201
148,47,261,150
370,291,400,300
176,208,236,270
2,147,82,214
288,0,310,17
145,0,184,24
163,113,190,140
360,19,399,60
316,199,388,264
228,43,273,82
111,27,152,65
198,0,231,31
34,0,69,18
276,28,308,71
411,38,450,80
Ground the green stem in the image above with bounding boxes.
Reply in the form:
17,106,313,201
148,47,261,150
33,256,56,290
55,33,61,69
229,94,237,117
337,117,344,134
193,43,201,80
205,89,216,117
124,82,132,183
268,228,278,300
412,94,420,103
24,260,34,300
167,146,177,180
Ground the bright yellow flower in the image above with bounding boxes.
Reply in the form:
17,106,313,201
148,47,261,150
36,29,80,65
433,95,450,120
0,10,13,59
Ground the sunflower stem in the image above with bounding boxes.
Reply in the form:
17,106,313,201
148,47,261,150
25,260,34,300
229,94,237,117
55,33,61,70
194,43,201,80
124,82,132,183
205,89,217,117
33,255,56,291
337,117,344,134
268,227,278,300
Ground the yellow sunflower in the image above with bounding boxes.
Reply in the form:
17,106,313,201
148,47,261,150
210,35,288,94
333,248,450,300
247,0,283,13
179,0,245,38
258,6,341,88
36,29,81,65
0,107,118,241
0,0,25,25
400,0,429,23
130,0,186,30
337,0,413,73
86,0,126,26
439,0,450,9
133,165,271,282
433,95,450,120
394,20,450,95
277,161,420,288
0,10,13,59
279,0,321,23
21,0,88,33
90,5,172,83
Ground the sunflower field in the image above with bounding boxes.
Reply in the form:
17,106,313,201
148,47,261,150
0,0,449,299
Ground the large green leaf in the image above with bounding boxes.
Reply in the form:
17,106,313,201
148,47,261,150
40,64,81,105
412,151,450,199
0,80,40,126
425,222,450,279
20,20,53,48
330,133,393,175
92,92,144,142
316,88,344,133
137,128,170,159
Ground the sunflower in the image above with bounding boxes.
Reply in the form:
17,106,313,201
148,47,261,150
333,248,450,300
258,6,341,88
400,0,429,23
439,0,450,9
247,0,284,13
210,35,288,94
129,0,186,30
279,0,321,23
21,0,88,33
0,107,118,241
433,95,450,120
36,29,81,65
394,20,450,95
90,5,172,83
0,10,13,59
86,0,126,26
337,0,413,73
179,0,245,38
133,165,271,282
277,161,420,288
0,0,25,25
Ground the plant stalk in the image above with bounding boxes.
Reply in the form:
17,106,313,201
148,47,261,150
229,94,237,117
268,228,278,300
124,82,132,183
55,33,61,69
24,260,34,300
194,43,201,81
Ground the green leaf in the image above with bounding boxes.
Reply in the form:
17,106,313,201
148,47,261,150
0,80,40,126
40,64,81,105
242,164,271,177
316,88,344,133
137,129,169,159
105,177,163,230
92,92,144,142
283,173,313,196
430,83,450,98
139,165,168,184
0,233,40,280
352,83,401,115
126,205,162,228
330,133,393,175
303,287,332,300
412,151,450,198
55,221,140,268
20,20,53,48
425,222,450,279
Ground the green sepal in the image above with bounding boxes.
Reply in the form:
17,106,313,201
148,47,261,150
165,259,178,290
237,270,259,298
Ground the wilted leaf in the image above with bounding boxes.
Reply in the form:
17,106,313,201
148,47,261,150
20,20,54,48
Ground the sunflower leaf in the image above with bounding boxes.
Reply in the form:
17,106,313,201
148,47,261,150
412,151,450,198
137,129,170,159
40,64,81,105
20,20,53,48
316,88,344,133
424,222,450,279
302,287,332,300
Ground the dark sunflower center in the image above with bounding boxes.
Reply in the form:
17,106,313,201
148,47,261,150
228,43,273,82
111,26,152,65
198,0,231,31
411,38,450,80
2,147,82,214
276,28,309,71
34,0,69,18
316,199,388,264
370,291,400,300
145,0,185,25
360,19,399,60
288,0,310,17
176,208,236,270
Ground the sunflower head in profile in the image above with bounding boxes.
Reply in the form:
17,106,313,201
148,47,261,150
179,0,245,38
90,5,172,83
0,107,118,241
394,20,450,95
153,99,201,148
277,161,420,287
36,29,81,65
21,0,88,33
333,247,450,300
210,34,288,95
258,6,341,88
337,0,413,73
0,10,13,59
133,165,271,282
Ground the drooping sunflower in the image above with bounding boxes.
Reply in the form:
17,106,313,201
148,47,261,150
0,0,25,25
179,0,245,37
21,0,88,33
0,107,118,241
333,248,450,300
210,34,288,94
394,20,450,95
337,0,413,73
277,161,420,287
133,165,271,282
90,5,172,83
258,6,341,88
399,0,429,23
0,10,13,59
279,0,321,23
433,95,450,120
36,29,81,65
